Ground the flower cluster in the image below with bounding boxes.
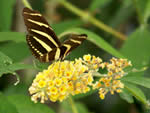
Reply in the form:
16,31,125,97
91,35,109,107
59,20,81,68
29,54,131,103
29,60,92,103
92,57,132,99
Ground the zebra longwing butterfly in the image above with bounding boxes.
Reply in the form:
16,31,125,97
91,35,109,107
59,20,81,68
22,7,87,62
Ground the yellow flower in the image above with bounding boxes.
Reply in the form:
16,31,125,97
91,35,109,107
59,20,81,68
110,90,114,95
35,73,44,81
83,54,91,62
48,80,54,87
108,71,113,76
50,87,58,94
75,82,81,88
59,95,66,102
65,71,73,78
87,74,93,84
29,54,131,103
116,89,122,93
54,78,62,86
38,80,46,88
62,77,68,84
75,89,82,94
83,87,90,93
99,94,105,100
59,85,67,94
49,94,58,102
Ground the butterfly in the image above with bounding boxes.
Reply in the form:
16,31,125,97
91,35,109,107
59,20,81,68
22,7,87,62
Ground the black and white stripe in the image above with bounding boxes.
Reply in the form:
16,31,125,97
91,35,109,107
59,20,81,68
23,7,87,62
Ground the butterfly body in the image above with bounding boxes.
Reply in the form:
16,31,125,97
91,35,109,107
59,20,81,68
23,8,87,62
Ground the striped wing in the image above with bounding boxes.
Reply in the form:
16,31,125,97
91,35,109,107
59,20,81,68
40,34,87,62
23,7,61,60
23,8,87,62
60,34,87,59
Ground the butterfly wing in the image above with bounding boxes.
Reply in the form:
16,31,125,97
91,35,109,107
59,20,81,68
23,8,87,62
39,48,61,62
23,8,61,61
60,34,87,60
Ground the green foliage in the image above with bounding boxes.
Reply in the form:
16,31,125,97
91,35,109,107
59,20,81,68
0,62,33,77
0,42,30,62
8,95,55,113
123,82,147,105
0,93,55,113
108,2,133,28
119,27,150,105
31,0,45,12
119,88,134,103
0,51,12,65
1,0,150,112
61,99,89,113
0,32,26,42
0,51,33,84
0,0,16,31
0,32,29,62
0,92,18,113
133,0,150,24
120,28,150,67
122,76,150,89
144,0,150,23
33,59,49,71
89,0,112,11
61,28,124,58
52,19,83,35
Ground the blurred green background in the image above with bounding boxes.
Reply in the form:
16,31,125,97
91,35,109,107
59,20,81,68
0,0,150,113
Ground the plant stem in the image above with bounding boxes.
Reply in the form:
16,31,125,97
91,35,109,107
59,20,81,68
89,17,126,40
68,96,78,113
22,0,32,9
59,0,126,40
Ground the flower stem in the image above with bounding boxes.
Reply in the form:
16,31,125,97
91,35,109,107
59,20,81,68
93,72,106,77
68,96,78,113
59,0,126,40
22,0,32,9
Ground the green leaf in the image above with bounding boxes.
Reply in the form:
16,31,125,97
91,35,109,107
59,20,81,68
119,88,134,103
60,100,72,113
89,0,112,11
123,82,147,105
108,3,133,28
31,0,45,13
144,0,150,23
0,0,16,31
4,83,29,95
0,42,30,62
61,100,89,113
0,60,33,85
52,19,83,35
122,76,150,89
7,63,34,71
0,32,26,42
132,0,148,25
120,28,150,68
7,94,55,113
0,51,12,65
33,59,49,71
76,103,89,113
0,63,33,77
123,0,132,6
60,28,124,58
0,92,18,113
0,32,29,62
